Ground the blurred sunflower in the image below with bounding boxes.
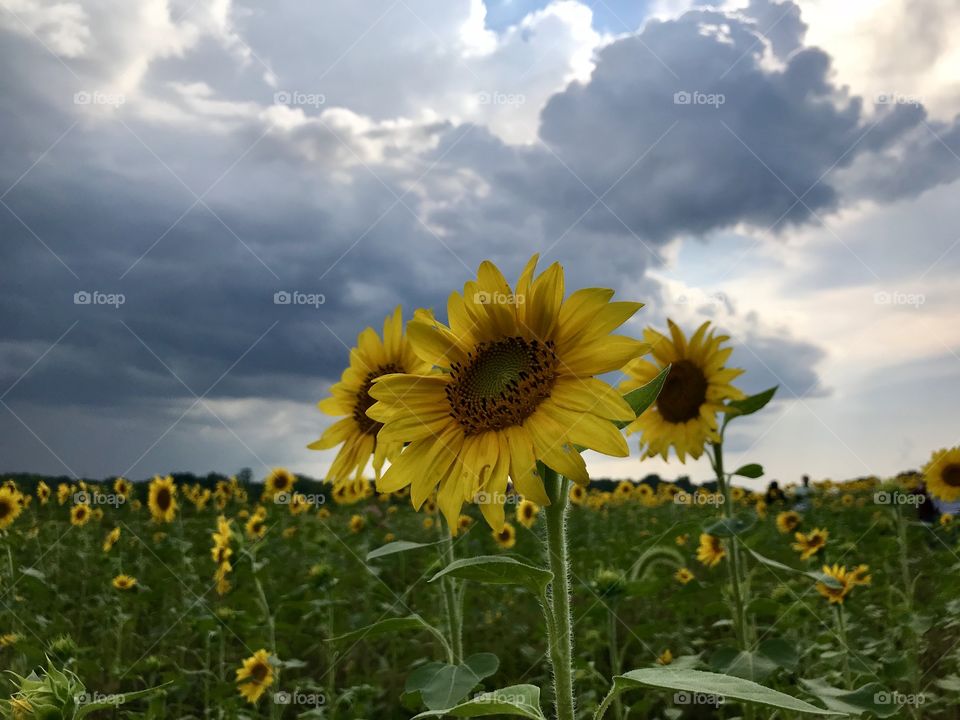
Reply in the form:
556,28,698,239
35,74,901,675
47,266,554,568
940,513,954,529
776,511,801,534
370,255,647,531
236,649,275,704
309,307,430,483
849,564,872,586
620,321,744,461
56,483,70,505
422,517,435,530
791,528,828,560
457,515,473,531
0,633,20,648
0,487,23,530
516,499,540,528
657,649,673,665
69,504,91,527
349,514,365,533
245,508,267,540
614,481,634,501
696,533,725,568
675,567,694,584
112,574,137,591
264,468,296,500
569,484,587,506
102,527,121,553
148,475,178,523
923,447,960,503
493,522,517,549
113,477,133,499
675,533,688,546
36,480,50,505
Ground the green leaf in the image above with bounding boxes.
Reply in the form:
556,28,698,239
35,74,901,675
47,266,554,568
709,646,779,682
798,678,901,718
406,654,501,711
616,365,671,429
746,548,843,588
724,387,777,421
328,615,447,648
367,539,441,561
612,668,842,714
756,639,799,671
411,684,545,719
733,463,764,479
704,515,755,538
430,556,552,595
75,682,173,718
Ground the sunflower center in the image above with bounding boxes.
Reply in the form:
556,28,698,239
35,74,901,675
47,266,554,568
251,662,269,683
354,363,405,435
156,488,171,511
943,464,960,488
0,501,9,519
657,360,708,423
447,337,557,436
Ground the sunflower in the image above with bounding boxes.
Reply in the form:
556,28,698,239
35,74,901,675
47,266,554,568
148,475,178,523
620,321,743,461
791,528,828,560
70,503,91,527
236,649,275,704
816,565,861,605
0,487,23,530
36,481,50,505
776,511,801,534
849,564,872,587
696,533,725,568
657,649,673,665
569,484,587,506
102,527,121,553
675,533,688,546
924,447,960,503
309,306,431,483
369,256,647,532
245,508,268,540
264,468,296,500
113,477,133,499
614,481,634,501
317,507,331,520
841,493,854,507
288,493,311,516
493,522,516,549
675,567,695,584
349,514,365,533
458,515,473,531
516,499,540,528
112,574,137,591
0,633,20,648
940,514,954,529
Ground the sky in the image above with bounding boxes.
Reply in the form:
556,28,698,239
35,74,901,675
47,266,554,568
0,0,958,488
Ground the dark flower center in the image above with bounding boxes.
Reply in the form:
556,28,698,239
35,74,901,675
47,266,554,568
0,501,10,519
251,662,269,683
942,464,960,488
657,360,708,423
354,363,405,435
156,488,171,511
448,337,557,436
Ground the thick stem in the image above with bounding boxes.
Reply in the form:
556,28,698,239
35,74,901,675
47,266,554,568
607,607,623,720
250,545,279,718
543,467,577,720
440,531,464,662
836,604,851,690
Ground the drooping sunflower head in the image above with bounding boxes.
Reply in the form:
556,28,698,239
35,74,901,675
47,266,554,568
309,307,431,484
492,522,517,549
816,564,855,604
245,509,268,540
516,499,539,528
147,476,178,524
776,511,802,534
696,533,726,568
102,527,121,553
0,487,24,530
923,447,960,503
369,255,648,532
621,320,744,462
236,649,275,704
112,574,137,591
791,528,829,561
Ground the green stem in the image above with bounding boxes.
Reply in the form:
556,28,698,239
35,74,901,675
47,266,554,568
607,607,623,720
594,686,618,720
836,604,851,689
895,506,922,720
543,468,576,720
440,530,464,662
250,545,279,718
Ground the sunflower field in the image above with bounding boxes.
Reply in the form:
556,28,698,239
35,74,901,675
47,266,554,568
1,256,959,719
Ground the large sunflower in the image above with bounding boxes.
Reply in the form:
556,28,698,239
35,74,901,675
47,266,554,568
148,475,178,523
235,649,275,704
309,307,431,483
0,487,23,530
368,256,647,531
923,447,960,503
620,321,744,461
